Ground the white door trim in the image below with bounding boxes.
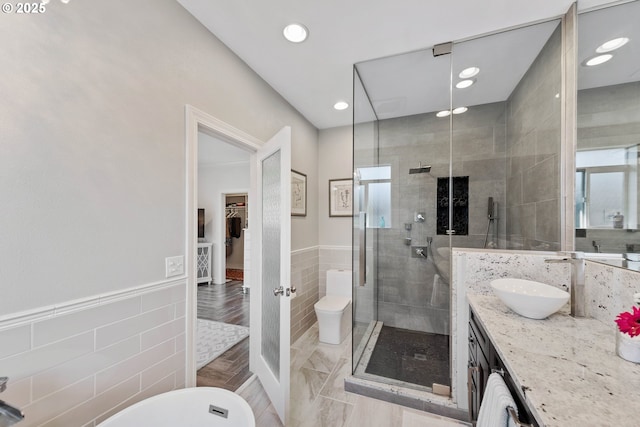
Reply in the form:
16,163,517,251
184,105,263,387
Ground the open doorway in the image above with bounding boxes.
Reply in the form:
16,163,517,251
185,106,292,425
223,193,248,287
195,130,251,390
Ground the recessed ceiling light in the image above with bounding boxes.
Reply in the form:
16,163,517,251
585,54,613,66
452,107,468,115
456,79,475,89
596,37,629,53
436,110,451,118
283,23,308,43
459,67,480,79
334,101,349,111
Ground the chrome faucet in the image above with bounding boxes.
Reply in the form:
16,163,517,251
544,252,585,317
0,377,24,426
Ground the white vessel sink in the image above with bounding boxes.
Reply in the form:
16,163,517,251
490,278,569,319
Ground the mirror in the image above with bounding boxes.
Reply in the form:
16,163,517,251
576,1,640,263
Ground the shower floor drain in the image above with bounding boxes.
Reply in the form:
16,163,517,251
414,353,427,361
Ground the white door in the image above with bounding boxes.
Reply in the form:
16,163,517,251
250,126,292,425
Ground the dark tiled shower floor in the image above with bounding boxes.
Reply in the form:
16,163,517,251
365,325,450,388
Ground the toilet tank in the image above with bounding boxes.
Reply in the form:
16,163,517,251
326,269,352,298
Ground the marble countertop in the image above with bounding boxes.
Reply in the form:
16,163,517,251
467,294,640,427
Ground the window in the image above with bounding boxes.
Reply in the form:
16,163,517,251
575,147,637,229
356,165,392,228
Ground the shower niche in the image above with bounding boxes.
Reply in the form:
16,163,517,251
350,12,563,415
436,176,469,236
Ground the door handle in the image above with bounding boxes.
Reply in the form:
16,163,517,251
273,286,284,296
359,212,366,287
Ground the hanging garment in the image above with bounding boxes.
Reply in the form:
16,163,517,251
225,219,233,257
230,217,242,238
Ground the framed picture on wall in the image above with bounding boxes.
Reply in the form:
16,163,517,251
329,178,353,217
291,169,307,216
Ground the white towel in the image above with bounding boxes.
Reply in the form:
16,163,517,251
477,373,519,427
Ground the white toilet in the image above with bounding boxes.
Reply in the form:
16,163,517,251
314,269,352,345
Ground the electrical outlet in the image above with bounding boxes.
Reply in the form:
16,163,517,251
165,256,184,278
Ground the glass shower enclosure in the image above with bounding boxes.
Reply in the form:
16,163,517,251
352,18,563,397
352,48,454,391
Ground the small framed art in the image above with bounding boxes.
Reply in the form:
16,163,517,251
291,169,307,216
329,178,353,217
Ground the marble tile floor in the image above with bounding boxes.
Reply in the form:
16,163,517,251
286,323,470,427
238,324,469,427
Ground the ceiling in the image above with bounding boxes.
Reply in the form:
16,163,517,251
177,0,621,130
198,131,250,167
355,20,560,121
578,0,640,90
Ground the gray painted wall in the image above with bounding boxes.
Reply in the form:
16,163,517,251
318,126,353,247
0,0,318,315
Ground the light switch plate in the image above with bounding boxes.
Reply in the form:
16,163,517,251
165,256,184,278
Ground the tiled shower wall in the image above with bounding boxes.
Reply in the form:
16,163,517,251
505,23,563,251
373,102,508,334
290,247,319,344
0,281,186,427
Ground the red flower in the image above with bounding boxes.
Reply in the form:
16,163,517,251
615,306,640,337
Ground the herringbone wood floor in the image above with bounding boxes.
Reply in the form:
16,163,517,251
196,280,252,390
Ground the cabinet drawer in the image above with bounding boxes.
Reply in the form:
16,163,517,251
469,309,489,351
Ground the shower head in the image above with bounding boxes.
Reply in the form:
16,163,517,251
409,163,432,174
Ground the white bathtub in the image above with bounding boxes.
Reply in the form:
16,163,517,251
97,387,255,427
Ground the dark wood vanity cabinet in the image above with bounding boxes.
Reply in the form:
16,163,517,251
468,308,492,422
468,307,539,426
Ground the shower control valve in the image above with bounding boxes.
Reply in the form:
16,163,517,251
414,212,426,223
411,246,429,259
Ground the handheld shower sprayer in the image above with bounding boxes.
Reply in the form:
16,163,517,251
487,196,494,219
483,197,499,249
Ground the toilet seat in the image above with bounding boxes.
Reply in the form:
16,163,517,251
314,295,350,312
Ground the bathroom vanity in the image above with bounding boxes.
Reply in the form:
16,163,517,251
468,306,537,426
467,294,640,427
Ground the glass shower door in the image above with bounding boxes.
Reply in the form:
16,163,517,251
352,67,379,367
352,47,454,392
